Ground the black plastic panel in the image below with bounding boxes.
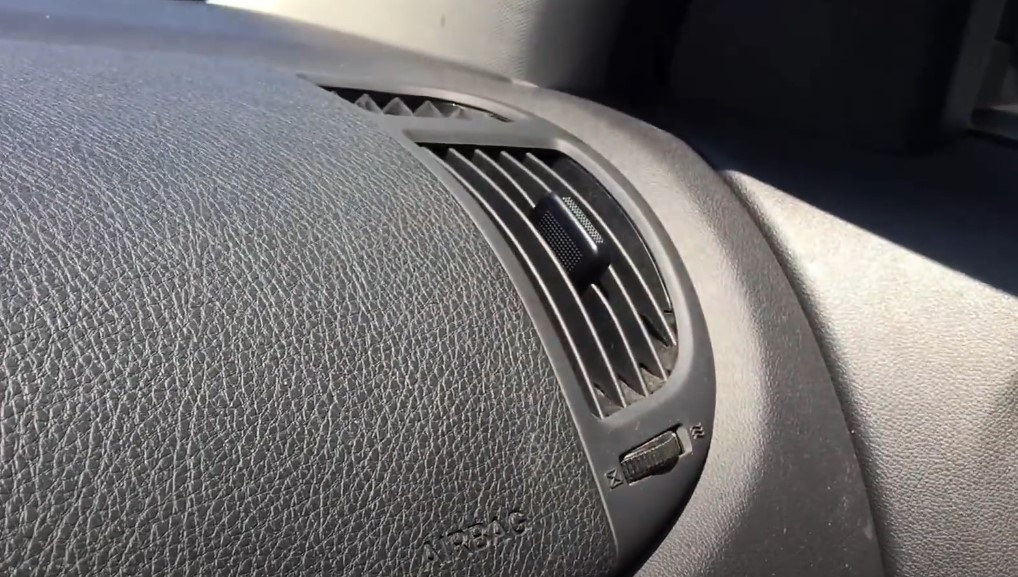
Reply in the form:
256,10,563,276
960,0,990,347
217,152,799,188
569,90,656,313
675,120,1018,577
0,4,885,577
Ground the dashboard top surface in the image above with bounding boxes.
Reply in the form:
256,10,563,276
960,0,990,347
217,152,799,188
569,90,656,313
0,3,885,577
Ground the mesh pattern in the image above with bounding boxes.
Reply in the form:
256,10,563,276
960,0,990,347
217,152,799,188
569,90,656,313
534,208,584,275
562,196,603,243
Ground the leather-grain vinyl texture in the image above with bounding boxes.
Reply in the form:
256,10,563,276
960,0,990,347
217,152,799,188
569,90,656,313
0,45,614,577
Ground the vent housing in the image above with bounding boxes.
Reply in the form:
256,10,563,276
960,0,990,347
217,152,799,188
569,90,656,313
423,145,678,417
326,88,507,121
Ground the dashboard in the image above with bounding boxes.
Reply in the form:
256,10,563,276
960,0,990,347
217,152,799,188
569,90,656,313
0,1,1015,577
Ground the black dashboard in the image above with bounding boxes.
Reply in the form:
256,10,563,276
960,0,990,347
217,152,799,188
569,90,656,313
0,2,1015,577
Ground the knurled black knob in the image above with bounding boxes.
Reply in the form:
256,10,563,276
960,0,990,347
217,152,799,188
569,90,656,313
531,193,610,288
619,431,683,483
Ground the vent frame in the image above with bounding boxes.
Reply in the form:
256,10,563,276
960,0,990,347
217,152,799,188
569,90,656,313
296,73,715,572
422,144,681,417
407,132,715,570
331,88,507,121
306,78,519,123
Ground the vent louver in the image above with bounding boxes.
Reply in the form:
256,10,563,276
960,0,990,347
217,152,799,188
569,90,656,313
423,145,678,417
327,88,506,121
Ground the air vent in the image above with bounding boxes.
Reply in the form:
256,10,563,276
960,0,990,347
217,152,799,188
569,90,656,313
422,145,678,417
325,88,506,121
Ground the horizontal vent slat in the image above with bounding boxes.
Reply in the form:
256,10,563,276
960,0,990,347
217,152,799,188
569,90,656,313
421,144,679,417
432,147,629,415
471,150,536,209
600,269,667,381
495,152,548,206
582,285,649,397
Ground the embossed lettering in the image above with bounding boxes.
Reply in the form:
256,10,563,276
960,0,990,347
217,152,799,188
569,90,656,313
419,510,529,565
444,530,467,552
466,523,490,551
488,519,506,539
507,511,527,534
605,468,624,489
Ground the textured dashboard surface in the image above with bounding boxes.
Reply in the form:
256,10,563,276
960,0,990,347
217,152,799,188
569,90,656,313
0,44,614,577
0,3,886,577
681,124,1018,577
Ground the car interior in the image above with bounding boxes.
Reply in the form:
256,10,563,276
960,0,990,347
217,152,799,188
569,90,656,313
1,1,1016,576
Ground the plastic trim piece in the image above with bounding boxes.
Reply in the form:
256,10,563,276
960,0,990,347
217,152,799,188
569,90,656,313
301,73,527,122
423,145,679,416
302,75,716,571
0,11,889,575
324,86,509,121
